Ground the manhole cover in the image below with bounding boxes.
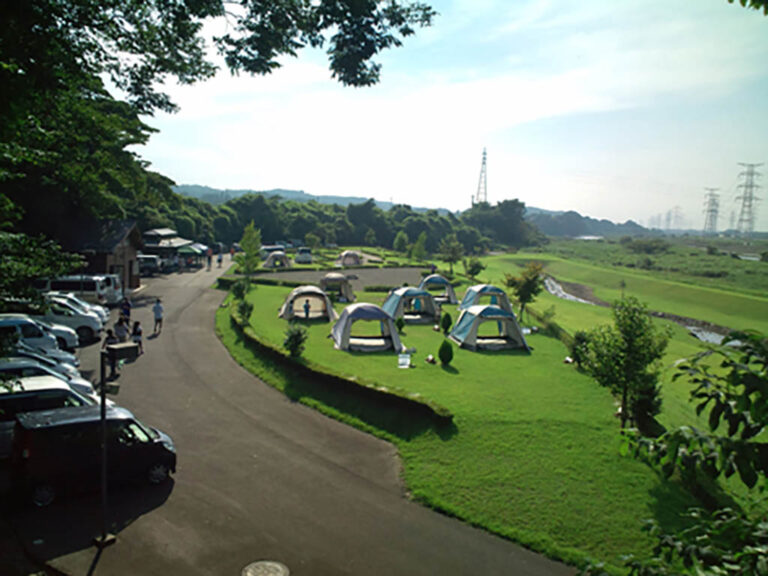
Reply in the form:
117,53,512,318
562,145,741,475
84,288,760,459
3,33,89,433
242,561,290,576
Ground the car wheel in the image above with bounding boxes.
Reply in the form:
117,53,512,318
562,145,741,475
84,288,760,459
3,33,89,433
32,484,56,507
147,463,170,485
76,326,93,343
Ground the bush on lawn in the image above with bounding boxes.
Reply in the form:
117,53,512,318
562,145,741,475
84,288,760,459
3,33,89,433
441,312,452,335
231,277,251,300
438,339,453,365
237,299,254,322
284,323,308,358
395,317,405,334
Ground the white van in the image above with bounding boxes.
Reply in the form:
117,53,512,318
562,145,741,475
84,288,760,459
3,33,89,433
100,274,123,304
42,276,110,305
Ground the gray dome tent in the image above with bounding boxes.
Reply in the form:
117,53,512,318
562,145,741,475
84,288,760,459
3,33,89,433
331,303,403,352
382,287,438,324
339,250,362,267
278,286,338,321
319,272,355,302
449,305,529,351
263,250,291,269
418,274,458,305
458,284,512,313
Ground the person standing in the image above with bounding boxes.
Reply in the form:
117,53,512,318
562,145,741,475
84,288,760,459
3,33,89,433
206,247,213,270
153,298,164,335
132,320,144,354
303,298,311,319
120,297,132,322
102,329,119,379
114,317,129,342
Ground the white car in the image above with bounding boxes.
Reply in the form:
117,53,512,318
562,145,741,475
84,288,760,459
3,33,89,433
295,247,313,264
0,314,58,351
34,318,79,351
46,291,109,324
0,358,95,397
36,298,103,342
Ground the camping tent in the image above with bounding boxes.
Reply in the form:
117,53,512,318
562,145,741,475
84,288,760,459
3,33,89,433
382,287,439,323
418,274,458,305
278,286,338,321
339,250,362,267
449,305,529,351
319,272,355,302
459,284,512,313
263,250,290,269
331,303,403,352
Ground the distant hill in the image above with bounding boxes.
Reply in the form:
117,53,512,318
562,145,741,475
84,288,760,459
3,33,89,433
174,185,650,237
173,185,451,215
526,210,651,238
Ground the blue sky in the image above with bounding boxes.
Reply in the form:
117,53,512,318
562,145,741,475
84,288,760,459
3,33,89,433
137,0,768,231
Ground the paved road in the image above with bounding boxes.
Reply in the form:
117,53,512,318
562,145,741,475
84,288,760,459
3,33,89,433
11,267,574,576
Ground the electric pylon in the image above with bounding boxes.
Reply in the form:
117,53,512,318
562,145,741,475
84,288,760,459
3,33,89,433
474,148,487,205
736,163,762,237
702,188,719,234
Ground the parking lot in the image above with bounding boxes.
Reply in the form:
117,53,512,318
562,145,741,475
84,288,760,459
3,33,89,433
5,266,572,576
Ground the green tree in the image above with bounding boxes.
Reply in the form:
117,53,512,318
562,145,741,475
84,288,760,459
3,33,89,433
304,232,321,250
728,0,768,15
284,323,308,358
583,297,670,430
438,233,463,274
462,256,486,280
364,227,377,247
586,331,768,576
438,339,454,365
411,231,428,261
236,221,262,275
504,262,545,323
393,230,409,253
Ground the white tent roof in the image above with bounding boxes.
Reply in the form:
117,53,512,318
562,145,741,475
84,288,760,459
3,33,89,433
449,304,528,351
319,272,355,302
264,251,290,268
459,284,512,312
418,274,458,304
278,285,338,321
381,287,438,322
331,303,403,352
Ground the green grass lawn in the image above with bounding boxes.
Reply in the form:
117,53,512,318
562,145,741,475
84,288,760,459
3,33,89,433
218,284,706,571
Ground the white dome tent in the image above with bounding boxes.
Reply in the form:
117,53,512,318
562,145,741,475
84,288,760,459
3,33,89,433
331,303,403,352
263,250,291,269
278,286,338,321
319,272,355,302
418,274,458,305
458,284,512,313
339,250,362,267
449,305,529,351
381,287,439,324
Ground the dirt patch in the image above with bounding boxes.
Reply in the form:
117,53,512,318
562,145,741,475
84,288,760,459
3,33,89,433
557,280,610,307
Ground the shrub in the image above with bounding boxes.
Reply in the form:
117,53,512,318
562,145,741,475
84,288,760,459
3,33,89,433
570,330,589,368
438,339,453,365
706,245,719,255
395,316,405,334
283,323,308,358
237,299,254,322
231,277,251,300
441,312,452,335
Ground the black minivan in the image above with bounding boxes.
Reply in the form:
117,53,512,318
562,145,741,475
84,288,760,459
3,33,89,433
12,405,176,506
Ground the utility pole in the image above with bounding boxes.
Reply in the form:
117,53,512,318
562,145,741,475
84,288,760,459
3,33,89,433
702,188,719,235
736,162,762,238
474,148,488,206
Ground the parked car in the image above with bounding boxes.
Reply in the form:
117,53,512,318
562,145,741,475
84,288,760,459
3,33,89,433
35,298,102,343
0,376,96,461
14,341,79,368
10,347,81,380
45,292,109,324
0,315,58,351
11,405,176,506
34,319,79,351
295,247,313,264
0,358,95,398
100,274,123,304
137,254,161,277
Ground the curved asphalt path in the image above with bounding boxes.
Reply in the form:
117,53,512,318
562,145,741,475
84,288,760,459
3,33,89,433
21,267,574,576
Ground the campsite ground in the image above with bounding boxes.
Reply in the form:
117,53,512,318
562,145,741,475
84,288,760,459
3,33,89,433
219,242,767,572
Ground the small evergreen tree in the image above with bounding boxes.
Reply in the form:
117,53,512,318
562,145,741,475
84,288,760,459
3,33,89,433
441,312,452,335
393,230,409,253
283,323,308,358
410,231,428,261
237,299,254,323
438,339,453,365
438,233,463,274
504,262,545,323
395,316,405,334
462,256,486,280
235,221,262,275
231,277,251,301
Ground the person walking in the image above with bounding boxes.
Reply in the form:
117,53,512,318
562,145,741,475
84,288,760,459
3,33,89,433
132,320,144,354
217,251,223,268
206,247,213,271
153,298,164,335
120,297,132,323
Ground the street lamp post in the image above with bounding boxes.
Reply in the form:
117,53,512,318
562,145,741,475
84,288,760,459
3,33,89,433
94,342,138,549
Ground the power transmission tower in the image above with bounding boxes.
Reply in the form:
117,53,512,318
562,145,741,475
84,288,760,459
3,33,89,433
474,148,488,205
736,162,762,238
702,188,720,234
